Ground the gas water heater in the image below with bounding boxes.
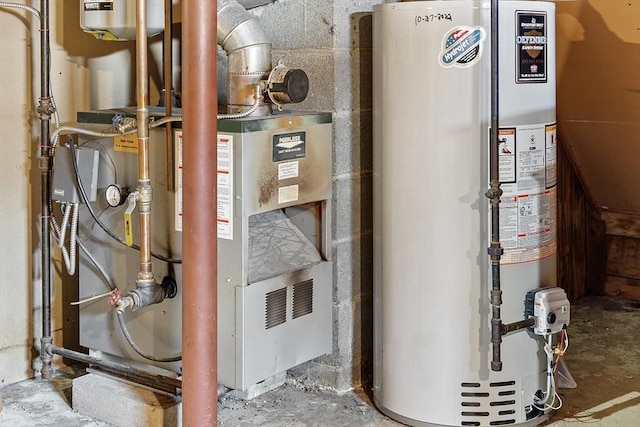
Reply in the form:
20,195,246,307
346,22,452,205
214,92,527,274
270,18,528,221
373,1,567,426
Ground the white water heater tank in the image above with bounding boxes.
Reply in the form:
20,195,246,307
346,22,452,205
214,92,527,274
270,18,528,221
80,0,164,40
373,1,557,426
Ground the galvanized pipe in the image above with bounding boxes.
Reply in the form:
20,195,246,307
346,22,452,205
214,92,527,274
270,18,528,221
38,0,54,380
49,346,182,394
182,1,218,425
163,0,174,191
136,0,153,280
501,318,536,335
487,0,505,372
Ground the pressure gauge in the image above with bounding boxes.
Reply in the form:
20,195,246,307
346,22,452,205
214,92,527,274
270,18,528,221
105,184,128,207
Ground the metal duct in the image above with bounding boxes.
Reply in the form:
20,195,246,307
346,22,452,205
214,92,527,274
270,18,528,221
237,0,275,9
217,0,272,114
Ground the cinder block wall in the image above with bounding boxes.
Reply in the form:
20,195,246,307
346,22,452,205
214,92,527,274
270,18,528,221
252,0,377,391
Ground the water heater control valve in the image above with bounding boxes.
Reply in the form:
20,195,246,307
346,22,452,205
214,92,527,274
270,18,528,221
529,288,570,335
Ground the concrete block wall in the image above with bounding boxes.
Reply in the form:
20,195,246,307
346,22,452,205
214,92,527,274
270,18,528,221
251,0,378,391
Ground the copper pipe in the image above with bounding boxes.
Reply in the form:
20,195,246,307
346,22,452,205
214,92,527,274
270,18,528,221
182,0,218,425
136,0,153,279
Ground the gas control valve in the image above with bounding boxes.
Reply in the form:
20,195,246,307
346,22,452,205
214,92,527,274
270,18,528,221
526,287,570,335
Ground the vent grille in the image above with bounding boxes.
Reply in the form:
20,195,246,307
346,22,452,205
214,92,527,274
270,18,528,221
265,287,287,329
292,279,313,319
460,380,517,426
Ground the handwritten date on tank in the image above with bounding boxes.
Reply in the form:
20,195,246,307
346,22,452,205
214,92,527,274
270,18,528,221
415,13,453,26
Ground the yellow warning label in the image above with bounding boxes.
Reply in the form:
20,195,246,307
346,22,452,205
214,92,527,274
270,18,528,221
114,135,139,153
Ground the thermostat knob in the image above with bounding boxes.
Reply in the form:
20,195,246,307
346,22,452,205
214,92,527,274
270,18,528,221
547,312,557,324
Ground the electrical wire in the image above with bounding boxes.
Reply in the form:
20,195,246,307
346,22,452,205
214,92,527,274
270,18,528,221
217,84,262,119
150,115,182,127
51,125,135,150
76,232,182,362
532,333,566,411
0,1,41,20
77,237,115,291
21,13,183,363
116,312,182,362
218,100,260,120
55,202,79,275
66,137,181,264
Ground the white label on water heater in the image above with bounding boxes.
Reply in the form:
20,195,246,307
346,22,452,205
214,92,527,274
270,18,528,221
174,131,234,240
499,123,557,264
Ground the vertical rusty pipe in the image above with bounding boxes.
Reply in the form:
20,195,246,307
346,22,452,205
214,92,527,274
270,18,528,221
39,0,53,380
488,0,504,372
163,0,174,191
182,1,218,426
136,0,153,279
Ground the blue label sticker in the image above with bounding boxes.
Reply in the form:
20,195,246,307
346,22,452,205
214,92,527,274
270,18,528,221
439,26,486,68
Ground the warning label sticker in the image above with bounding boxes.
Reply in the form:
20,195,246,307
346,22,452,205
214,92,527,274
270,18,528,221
217,135,233,240
545,124,557,188
114,135,138,153
174,131,234,240
498,122,557,264
498,128,516,183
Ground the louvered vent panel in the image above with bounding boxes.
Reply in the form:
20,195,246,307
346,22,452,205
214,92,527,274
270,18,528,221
292,279,313,319
460,381,517,426
265,287,287,329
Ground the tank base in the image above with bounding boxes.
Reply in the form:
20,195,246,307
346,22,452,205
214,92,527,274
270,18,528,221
373,395,549,427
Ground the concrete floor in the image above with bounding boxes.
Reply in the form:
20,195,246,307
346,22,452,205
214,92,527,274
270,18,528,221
1,295,638,426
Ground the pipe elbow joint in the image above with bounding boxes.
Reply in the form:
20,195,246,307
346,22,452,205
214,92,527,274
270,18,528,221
123,277,177,312
40,337,54,358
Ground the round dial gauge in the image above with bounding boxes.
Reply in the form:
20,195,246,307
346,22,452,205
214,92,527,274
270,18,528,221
105,184,124,207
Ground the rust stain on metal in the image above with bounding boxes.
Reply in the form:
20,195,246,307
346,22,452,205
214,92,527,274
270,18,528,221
276,116,302,130
257,167,277,207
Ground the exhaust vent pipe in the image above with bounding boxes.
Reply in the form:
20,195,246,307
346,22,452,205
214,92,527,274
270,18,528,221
217,0,272,115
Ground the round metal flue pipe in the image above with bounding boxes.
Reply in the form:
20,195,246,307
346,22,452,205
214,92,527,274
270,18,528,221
182,0,218,425
217,0,271,114
237,0,275,9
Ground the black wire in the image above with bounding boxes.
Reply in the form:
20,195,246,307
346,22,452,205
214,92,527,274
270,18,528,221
67,137,181,264
116,312,182,362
